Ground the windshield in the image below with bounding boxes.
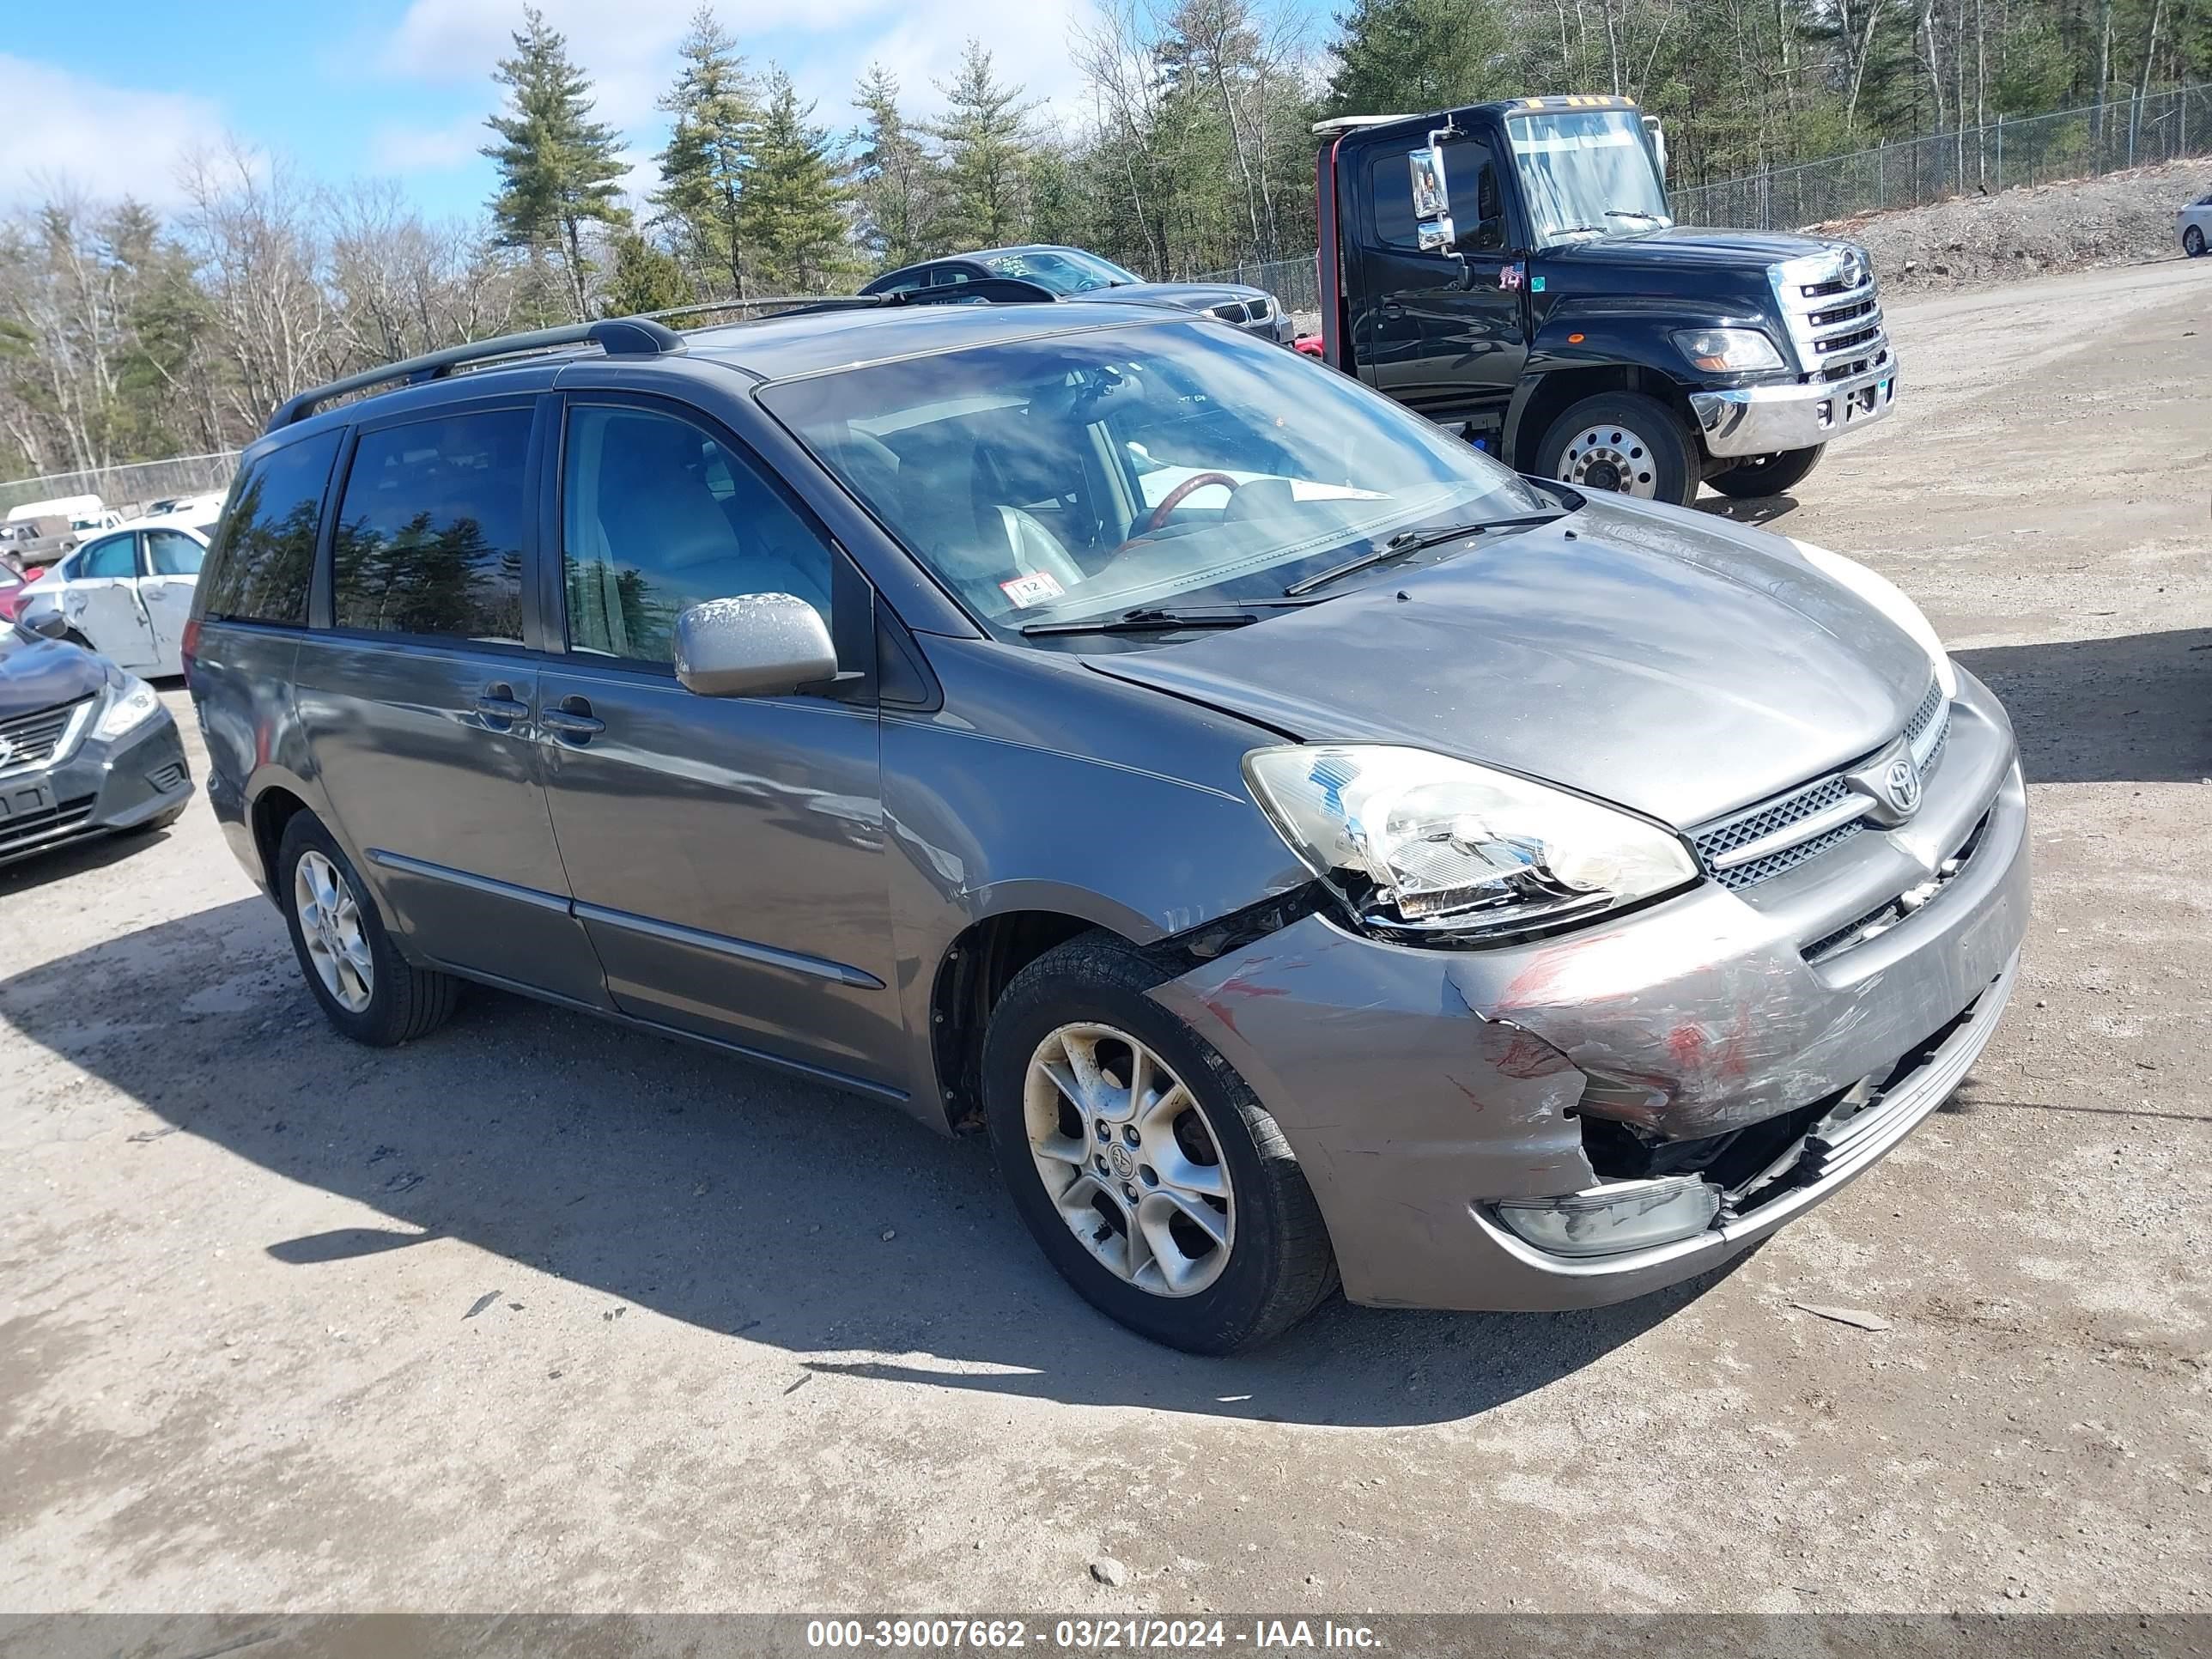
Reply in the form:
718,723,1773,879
761,319,1553,639
980,248,1142,295
1506,109,1673,246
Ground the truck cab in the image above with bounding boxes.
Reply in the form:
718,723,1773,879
1315,95,1899,505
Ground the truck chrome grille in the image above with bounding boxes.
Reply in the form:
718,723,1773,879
1692,677,1947,893
1771,248,1893,386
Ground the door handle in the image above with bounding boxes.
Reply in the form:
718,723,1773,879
474,684,530,728
542,696,604,744
1380,300,1405,319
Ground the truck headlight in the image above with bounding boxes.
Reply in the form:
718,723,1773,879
1786,538,1957,699
94,676,161,740
1243,745,1698,941
1671,327,1784,374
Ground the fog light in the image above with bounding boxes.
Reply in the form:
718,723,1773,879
1493,1176,1722,1258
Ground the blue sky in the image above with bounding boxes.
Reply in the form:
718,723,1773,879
3,0,1245,222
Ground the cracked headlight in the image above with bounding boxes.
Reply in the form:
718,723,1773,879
1787,538,1957,698
94,675,161,740
1243,745,1698,941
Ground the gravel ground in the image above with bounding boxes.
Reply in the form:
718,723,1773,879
1818,158,2212,293
2,258,2208,1620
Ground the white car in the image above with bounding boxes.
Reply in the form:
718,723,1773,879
19,520,208,678
2183,192,2212,258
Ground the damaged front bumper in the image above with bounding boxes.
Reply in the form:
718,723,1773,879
1149,671,2029,1312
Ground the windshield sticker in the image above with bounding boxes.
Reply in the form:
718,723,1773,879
1000,571,1066,608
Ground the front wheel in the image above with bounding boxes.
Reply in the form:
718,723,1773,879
1706,444,1826,499
1536,392,1698,506
2186,225,2207,258
981,933,1338,1353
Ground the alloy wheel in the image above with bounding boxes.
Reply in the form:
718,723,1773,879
294,848,374,1013
1558,423,1660,497
1023,1023,1235,1297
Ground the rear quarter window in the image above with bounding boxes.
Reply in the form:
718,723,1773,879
196,429,343,626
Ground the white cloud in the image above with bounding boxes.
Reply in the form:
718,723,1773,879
371,114,489,173
0,55,230,209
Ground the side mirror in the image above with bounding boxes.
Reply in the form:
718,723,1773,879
674,592,837,698
27,610,67,641
1409,143,1455,252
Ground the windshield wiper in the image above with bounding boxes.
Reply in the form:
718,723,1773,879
1283,514,1562,598
1021,605,1269,637
1605,208,1668,222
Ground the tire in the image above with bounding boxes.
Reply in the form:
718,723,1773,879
1537,391,1698,507
1706,443,1826,499
2186,225,2207,258
981,932,1338,1354
276,812,458,1047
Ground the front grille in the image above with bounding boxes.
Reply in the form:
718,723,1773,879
0,793,95,855
1772,249,1892,386
1692,677,1945,893
0,696,88,774
1210,303,1245,323
1802,807,1992,963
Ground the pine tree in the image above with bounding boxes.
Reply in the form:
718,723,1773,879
602,230,696,315
482,6,631,322
655,6,759,296
851,65,942,270
736,71,855,293
1323,0,1510,118
927,42,1038,247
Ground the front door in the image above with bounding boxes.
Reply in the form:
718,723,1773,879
137,528,205,676
536,395,902,1090
66,532,160,671
1352,133,1529,421
294,397,606,1007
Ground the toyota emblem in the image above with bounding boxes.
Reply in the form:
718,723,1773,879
1883,756,1922,816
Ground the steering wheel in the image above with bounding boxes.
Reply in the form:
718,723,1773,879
1142,471,1242,533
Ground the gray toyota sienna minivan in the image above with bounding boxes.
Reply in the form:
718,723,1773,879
188,298,2027,1353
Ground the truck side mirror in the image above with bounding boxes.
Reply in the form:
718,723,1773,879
1409,143,1455,251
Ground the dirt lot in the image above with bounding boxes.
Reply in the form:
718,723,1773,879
2,258,2209,1620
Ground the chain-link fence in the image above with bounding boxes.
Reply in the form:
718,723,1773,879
1196,82,2212,303
0,452,240,520
1670,83,2212,230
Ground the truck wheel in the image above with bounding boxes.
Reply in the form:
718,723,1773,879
1707,444,1826,499
1538,392,1696,506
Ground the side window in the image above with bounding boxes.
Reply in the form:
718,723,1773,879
146,530,205,576
560,404,831,666
198,430,343,625
875,272,927,295
78,535,137,580
929,266,973,287
1369,142,1507,253
331,409,532,644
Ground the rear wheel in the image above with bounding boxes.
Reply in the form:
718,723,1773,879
1537,392,1697,507
981,933,1337,1353
2186,225,2207,258
276,813,458,1047
1707,444,1826,499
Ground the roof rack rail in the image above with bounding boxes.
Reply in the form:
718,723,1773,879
640,278,1060,328
264,315,685,433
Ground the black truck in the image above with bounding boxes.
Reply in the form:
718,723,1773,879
1313,94,1899,505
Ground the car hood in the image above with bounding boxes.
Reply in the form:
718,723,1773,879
0,626,105,718
1548,226,1854,273
1086,282,1271,312
1083,497,1935,829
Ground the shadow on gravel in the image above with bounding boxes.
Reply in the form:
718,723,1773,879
0,895,1717,1428
1954,628,2212,785
1693,492,1802,527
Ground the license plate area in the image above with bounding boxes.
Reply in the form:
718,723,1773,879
0,779,58,821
